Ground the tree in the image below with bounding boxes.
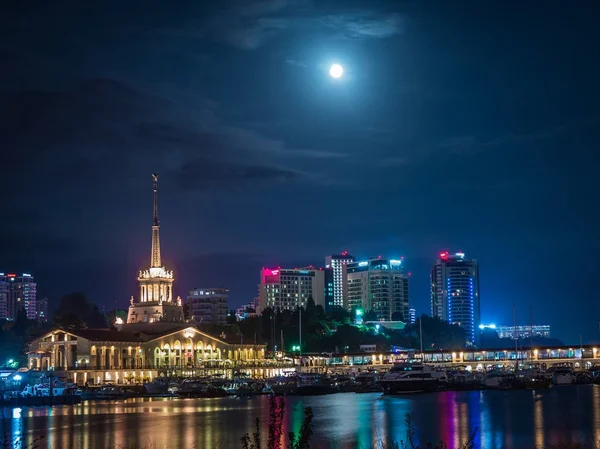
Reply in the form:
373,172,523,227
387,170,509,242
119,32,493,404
13,307,29,338
53,292,108,329
363,309,379,322
391,311,405,322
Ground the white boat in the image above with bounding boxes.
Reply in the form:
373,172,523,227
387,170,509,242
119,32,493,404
552,368,575,385
483,371,516,389
21,379,76,397
379,363,440,394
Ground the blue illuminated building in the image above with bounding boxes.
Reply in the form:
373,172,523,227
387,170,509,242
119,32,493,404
430,252,480,345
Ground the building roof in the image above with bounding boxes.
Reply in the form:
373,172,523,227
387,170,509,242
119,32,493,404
70,329,147,342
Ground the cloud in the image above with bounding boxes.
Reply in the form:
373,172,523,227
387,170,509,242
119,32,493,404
320,12,405,39
285,59,307,68
170,4,405,50
377,157,408,167
224,17,289,50
172,158,300,191
0,78,326,196
439,116,600,155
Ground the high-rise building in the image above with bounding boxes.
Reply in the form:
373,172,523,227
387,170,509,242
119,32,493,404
0,272,37,320
343,258,409,322
187,288,228,325
259,267,325,311
487,324,551,340
127,174,184,324
36,297,49,323
409,308,416,324
325,252,355,310
430,252,480,344
324,268,334,311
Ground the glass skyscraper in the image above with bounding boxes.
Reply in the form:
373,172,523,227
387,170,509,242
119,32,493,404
430,252,480,344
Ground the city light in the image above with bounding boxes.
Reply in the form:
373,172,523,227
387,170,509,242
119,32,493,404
479,323,496,329
389,259,402,266
356,309,363,316
358,261,368,267
13,374,22,381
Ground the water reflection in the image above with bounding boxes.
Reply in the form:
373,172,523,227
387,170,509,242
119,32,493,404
4,386,600,449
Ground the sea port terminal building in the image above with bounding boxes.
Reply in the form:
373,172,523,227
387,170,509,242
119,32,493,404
26,323,270,385
25,175,273,385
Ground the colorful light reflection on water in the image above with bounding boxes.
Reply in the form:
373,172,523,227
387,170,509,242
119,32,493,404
3,386,600,449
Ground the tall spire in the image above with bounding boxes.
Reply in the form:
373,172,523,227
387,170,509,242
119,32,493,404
150,173,161,268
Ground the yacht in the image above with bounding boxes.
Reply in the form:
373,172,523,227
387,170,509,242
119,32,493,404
21,378,77,397
294,373,334,396
379,363,440,394
176,379,228,398
483,371,514,389
552,367,575,386
354,371,382,393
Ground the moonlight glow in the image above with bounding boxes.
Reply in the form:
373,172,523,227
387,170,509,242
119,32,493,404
329,64,343,78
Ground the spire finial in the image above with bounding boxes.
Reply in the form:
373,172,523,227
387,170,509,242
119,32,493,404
150,173,161,268
152,173,159,227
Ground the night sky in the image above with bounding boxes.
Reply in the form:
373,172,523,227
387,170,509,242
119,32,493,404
2,1,599,343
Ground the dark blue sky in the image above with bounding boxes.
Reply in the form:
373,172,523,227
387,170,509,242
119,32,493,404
1,1,598,343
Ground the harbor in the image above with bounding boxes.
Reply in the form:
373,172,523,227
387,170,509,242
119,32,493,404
4,386,600,449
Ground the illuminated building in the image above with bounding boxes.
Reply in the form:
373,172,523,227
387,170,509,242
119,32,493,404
127,174,184,324
236,297,260,320
36,297,48,323
259,267,325,311
0,272,37,320
325,252,355,310
430,252,480,344
186,288,228,325
343,257,409,322
409,308,416,324
0,274,8,320
492,324,551,340
26,174,270,383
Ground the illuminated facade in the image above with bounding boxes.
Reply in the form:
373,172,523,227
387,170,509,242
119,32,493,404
343,258,409,322
0,272,37,320
127,174,184,324
430,252,480,344
409,308,416,324
494,324,551,340
187,288,229,325
26,174,270,383
27,325,267,384
259,267,325,311
325,252,355,309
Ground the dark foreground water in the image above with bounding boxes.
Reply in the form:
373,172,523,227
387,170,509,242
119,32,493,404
4,385,600,449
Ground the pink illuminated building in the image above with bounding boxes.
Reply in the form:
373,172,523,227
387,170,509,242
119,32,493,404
259,267,326,311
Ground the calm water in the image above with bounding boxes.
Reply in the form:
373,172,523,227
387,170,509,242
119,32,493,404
4,385,600,449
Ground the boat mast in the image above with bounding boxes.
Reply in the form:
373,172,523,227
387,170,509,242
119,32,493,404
513,303,518,371
530,304,534,360
419,317,424,360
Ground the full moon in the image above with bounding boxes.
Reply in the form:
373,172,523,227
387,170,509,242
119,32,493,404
329,64,344,78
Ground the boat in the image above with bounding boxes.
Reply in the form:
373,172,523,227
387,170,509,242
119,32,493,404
144,377,179,395
96,385,125,399
354,371,382,393
552,368,575,386
293,374,335,396
267,375,298,396
483,371,514,389
379,363,440,394
21,377,77,397
176,380,228,398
